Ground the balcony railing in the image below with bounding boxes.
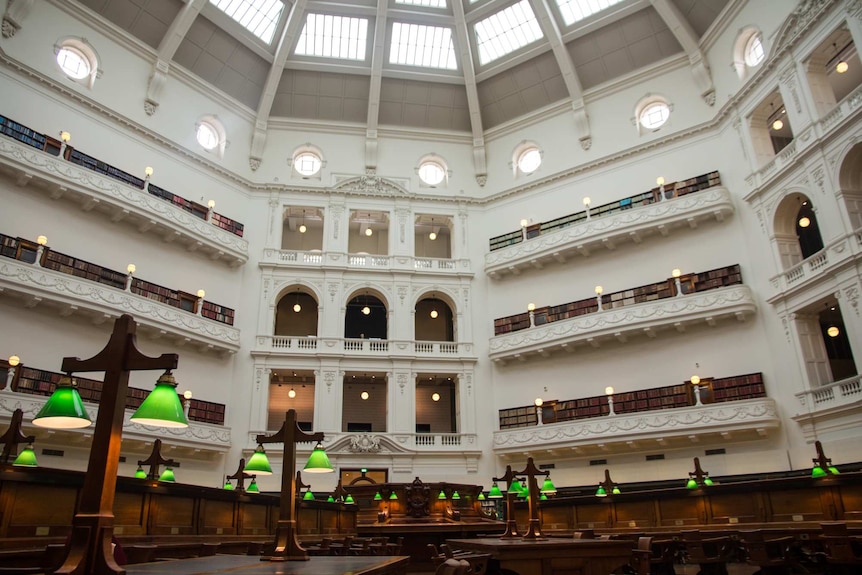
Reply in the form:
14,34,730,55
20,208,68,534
253,336,475,359
793,375,862,440
260,249,473,276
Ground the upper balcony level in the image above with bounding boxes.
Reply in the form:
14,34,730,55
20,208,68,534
0,233,240,355
485,172,732,280
494,372,778,458
252,335,476,362
260,248,473,278
792,374,862,442
490,265,755,364
0,114,248,267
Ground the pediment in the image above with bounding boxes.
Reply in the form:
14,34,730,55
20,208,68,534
326,433,414,454
332,174,412,197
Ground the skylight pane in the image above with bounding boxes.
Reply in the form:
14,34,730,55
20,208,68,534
556,0,625,26
296,13,369,61
209,0,284,43
474,0,543,65
395,0,447,7
390,22,457,70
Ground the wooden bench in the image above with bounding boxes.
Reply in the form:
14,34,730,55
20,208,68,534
739,530,795,575
819,522,862,575
682,530,730,575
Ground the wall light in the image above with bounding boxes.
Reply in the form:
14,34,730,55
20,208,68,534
144,166,154,178
36,235,48,246
520,219,528,228
583,197,591,206
196,289,206,299
527,303,535,312
8,355,20,367
534,397,543,407
207,199,216,209
595,286,603,295
798,216,811,228
656,176,665,186
827,326,840,338
127,264,136,274
432,392,440,402
59,131,71,143
672,269,681,278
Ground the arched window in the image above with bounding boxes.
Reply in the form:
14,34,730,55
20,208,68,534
54,38,99,88
195,116,226,157
512,142,542,177
733,27,765,80
417,155,449,187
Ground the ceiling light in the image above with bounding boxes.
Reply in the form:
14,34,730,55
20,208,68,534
361,306,371,315
365,227,373,236
432,392,440,402
288,388,296,398
429,232,437,240
827,326,840,338
798,216,811,228
836,60,849,73
361,391,369,400
430,309,438,319
299,224,307,233
293,303,301,312
772,119,784,131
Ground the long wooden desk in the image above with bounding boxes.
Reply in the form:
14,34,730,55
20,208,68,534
125,554,409,575
446,537,633,575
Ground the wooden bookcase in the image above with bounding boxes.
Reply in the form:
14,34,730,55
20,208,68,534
200,300,236,326
42,249,126,290
499,406,538,429
0,233,39,264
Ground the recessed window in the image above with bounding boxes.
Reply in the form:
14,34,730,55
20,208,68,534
418,161,446,186
745,33,765,67
396,0,447,7
390,23,457,70
474,0,544,65
555,0,625,26
196,122,219,150
57,47,90,79
209,0,284,44
517,148,542,174
295,13,369,61
294,152,322,176
639,101,670,130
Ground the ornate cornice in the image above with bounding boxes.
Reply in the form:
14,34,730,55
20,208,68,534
0,260,241,354
493,398,779,455
489,285,756,362
0,138,249,266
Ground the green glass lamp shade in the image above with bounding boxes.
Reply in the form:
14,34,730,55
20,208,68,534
327,495,335,502
304,442,334,473
158,467,176,482
224,480,234,490
344,494,355,504
612,486,621,495
812,466,827,478
389,492,398,500
488,483,503,499
540,493,548,501
595,485,607,497
303,490,315,501
509,479,523,493
686,478,698,489
32,376,92,429
478,492,486,501
828,466,840,475
129,372,188,428
703,476,714,486
12,445,38,467
517,487,528,498
246,479,260,493
374,492,383,501
452,491,461,500
540,477,557,494
437,490,446,500
244,445,273,475
134,467,147,479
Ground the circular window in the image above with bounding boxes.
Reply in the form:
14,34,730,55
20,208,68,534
56,47,90,79
418,161,446,186
639,101,670,130
294,152,322,176
196,122,219,150
744,34,764,67
517,148,542,173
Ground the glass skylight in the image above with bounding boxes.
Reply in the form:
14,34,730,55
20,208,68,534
396,0,447,7
390,23,457,70
474,0,544,65
556,0,625,26
209,0,284,44
295,13,369,60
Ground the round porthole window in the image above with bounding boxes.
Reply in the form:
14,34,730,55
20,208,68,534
517,148,542,174
56,46,90,79
294,151,322,176
639,101,670,130
196,122,219,150
418,161,446,186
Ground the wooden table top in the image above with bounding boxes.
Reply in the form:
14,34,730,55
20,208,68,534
125,554,410,575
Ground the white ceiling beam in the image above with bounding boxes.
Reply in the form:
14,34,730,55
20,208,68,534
145,0,207,115
365,0,389,172
452,0,487,186
650,0,715,106
532,0,591,150
249,0,308,170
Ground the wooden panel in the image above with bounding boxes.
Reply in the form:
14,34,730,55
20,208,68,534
320,507,339,534
240,503,269,535
768,488,829,522
839,484,862,520
297,506,319,534
614,500,655,528
113,491,147,535
6,483,77,536
708,492,762,524
541,505,572,531
574,503,612,529
657,496,703,526
150,495,196,535
201,499,236,534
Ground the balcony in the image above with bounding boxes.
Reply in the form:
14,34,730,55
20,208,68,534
493,398,779,458
252,336,475,361
0,257,240,355
792,375,862,441
260,249,473,277
485,186,733,280
0,389,232,457
0,133,248,267
767,228,862,305
490,284,756,364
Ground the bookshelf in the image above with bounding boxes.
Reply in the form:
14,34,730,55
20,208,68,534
130,278,182,307
0,114,47,151
69,149,145,189
498,372,766,429
200,300,235,326
211,212,245,237
488,170,722,251
492,263,742,336
13,365,226,425
42,249,126,290
0,233,38,263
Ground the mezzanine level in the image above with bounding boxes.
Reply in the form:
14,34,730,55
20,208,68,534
793,374,862,441
260,248,473,277
251,335,476,361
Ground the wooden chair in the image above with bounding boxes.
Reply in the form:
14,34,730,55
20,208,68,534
435,558,471,575
573,529,596,539
739,530,795,575
682,530,729,575
306,537,332,556
630,536,653,575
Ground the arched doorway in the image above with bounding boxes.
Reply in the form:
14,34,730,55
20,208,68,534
275,290,319,336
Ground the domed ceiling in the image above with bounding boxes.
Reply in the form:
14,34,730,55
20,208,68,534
73,0,730,174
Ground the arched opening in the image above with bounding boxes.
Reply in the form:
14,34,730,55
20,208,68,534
275,290,319,336
342,372,387,432
268,370,315,431
819,303,857,381
345,292,388,339
415,296,454,341
838,142,862,230
773,193,824,269
795,200,824,259
415,374,457,434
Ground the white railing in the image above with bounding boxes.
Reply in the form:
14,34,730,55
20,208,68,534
796,375,862,409
770,228,862,297
256,336,475,358
260,249,471,276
